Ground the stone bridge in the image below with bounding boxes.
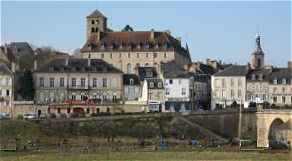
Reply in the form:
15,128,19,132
256,109,292,148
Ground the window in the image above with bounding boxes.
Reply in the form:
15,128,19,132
39,77,44,87
282,87,285,93
169,79,173,84
251,74,256,80
6,90,9,96
230,78,234,87
49,78,54,88
119,53,122,58
282,78,286,85
145,63,149,66
93,78,97,87
91,20,95,24
178,80,182,84
71,78,76,87
101,53,104,58
273,87,277,93
146,53,149,58
222,79,225,88
136,53,140,58
150,82,154,88
67,108,71,114
153,53,157,58
57,108,61,114
128,53,131,58
182,88,186,95
282,96,286,104
238,90,242,98
166,88,170,95
72,94,76,100
81,78,86,87
60,77,64,87
158,82,162,88
273,78,277,84
102,78,107,87
273,97,277,103
129,79,134,85
238,79,242,87
91,27,95,33
127,63,132,74
110,53,112,59
164,53,167,58
86,108,90,114
231,89,234,98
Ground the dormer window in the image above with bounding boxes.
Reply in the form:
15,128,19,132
149,82,154,88
155,44,159,49
144,43,149,49
137,44,141,49
282,78,286,85
251,74,256,80
129,79,134,85
100,43,105,50
119,44,123,49
259,74,263,80
157,82,162,88
273,78,277,85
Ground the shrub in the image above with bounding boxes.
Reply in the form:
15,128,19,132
17,114,23,120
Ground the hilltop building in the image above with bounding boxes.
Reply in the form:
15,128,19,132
80,10,191,74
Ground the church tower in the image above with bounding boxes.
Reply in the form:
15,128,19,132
250,34,265,69
86,10,107,41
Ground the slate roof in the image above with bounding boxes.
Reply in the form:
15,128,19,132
35,58,122,73
0,63,12,75
8,42,34,57
213,65,248,77
268,68,292,84
246,68,271,81
87,10,106,18
138,67,157,80
123,74,140,85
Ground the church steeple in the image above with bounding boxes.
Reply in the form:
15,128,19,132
250,34,265,69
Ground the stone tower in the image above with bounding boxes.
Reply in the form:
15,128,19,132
250,35,265,69
86,10,107,41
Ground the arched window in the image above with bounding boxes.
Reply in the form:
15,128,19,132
257,58,261,67
129,79,134,85
127,63,132,73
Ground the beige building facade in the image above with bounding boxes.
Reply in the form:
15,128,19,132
34,59,123,107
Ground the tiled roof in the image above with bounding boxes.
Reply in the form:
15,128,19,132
213,65,248,77
35,58,122,73
80,31,190,59
123,74,140,85
0,63,12,75
162,61,194,78
8,42,34,57
87,10,106,18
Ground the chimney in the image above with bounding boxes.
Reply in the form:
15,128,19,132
65,58,69,66
150,29,155,40
288,61,292,69
165,30,171,35
34,52,38,71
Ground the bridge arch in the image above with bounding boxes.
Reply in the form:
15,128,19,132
256,111,292,148
268,118,287,142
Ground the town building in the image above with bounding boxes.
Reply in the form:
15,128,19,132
211,65,248,109
123,74,141,101
212,35,292,109
33,58,123,115
80,10,191,74
0,64,13,108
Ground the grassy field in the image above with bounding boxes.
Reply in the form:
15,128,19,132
1,151,291,161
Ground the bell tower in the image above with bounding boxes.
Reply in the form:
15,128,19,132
86,10,107,41
250,34,265,69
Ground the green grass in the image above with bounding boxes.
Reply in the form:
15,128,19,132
1,151,291,161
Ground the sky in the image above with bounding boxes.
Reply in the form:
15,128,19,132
1,1,291,67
